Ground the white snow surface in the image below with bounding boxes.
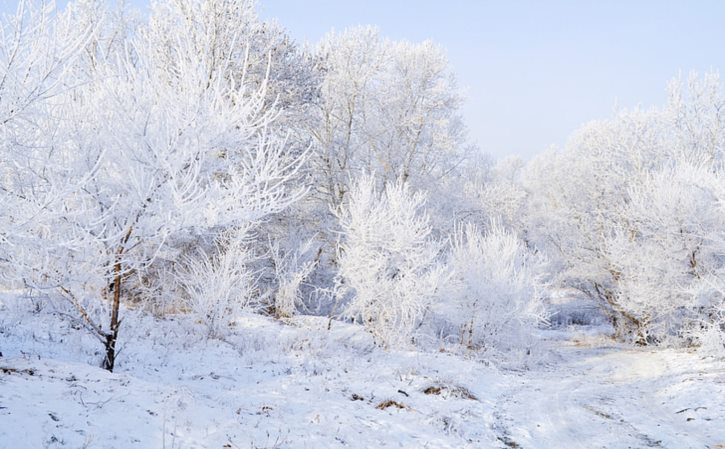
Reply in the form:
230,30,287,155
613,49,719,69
1,293,724,449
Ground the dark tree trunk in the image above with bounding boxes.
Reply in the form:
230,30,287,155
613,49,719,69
102,259,123,372
593,282,648,345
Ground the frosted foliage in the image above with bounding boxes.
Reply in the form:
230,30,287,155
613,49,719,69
335,175,444,348
444,222,547,359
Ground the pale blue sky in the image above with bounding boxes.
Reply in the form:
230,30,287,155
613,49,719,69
3,1,725,158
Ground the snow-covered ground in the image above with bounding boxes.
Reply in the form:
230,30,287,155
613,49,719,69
497,330,725,448
1,293,724,449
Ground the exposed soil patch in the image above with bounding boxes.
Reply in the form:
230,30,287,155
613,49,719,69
375,399,406,410
422,383,478,400
0,367,35,376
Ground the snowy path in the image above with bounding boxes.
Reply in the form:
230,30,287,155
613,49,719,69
493,339,725,449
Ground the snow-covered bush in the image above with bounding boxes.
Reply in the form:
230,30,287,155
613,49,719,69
335,175,445,348
695,313,725,356
175,228,258,338
268,237,319,319
440,222,547,359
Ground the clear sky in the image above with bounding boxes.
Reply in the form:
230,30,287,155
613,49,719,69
3,0,725,159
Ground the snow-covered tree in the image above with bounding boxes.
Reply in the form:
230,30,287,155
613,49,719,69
147,0,319,130
523,73,725,348
310,26,471,209
283,26,476,316
2,0,306,370
602,158,724,346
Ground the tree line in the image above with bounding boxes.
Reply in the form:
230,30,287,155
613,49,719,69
0,0,722,371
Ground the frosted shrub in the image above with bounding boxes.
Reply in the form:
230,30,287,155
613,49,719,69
442,222,547,359
269,238,318,319
175,228,258,338
695,316,725,356
335,175,445,348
